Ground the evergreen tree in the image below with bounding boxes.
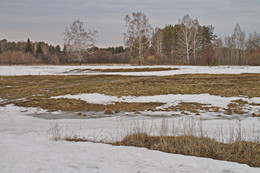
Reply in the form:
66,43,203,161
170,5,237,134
25,38,33,53
49,45,55,54
162,25,177,58
36,43,43,54
55,45,61,54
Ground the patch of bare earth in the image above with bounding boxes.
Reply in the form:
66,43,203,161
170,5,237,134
158,102,221,116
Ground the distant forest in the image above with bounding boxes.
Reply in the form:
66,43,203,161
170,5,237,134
0,39,129,65
0,13,259,65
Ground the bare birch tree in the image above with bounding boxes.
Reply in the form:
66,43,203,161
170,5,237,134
63,19,98,64
124,12,152,64
246,32,260,53
246,32,260,65
191,19,202,64
231,23,246,64
177,14,204,64
151,28,164,56
224,36,234,64
176,14,213,64
214,38,225,64
224,24,246,65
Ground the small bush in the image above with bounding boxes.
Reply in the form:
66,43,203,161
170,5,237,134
48,121,63,141
252,113,260,117
76,112,82,116
104,108,113,114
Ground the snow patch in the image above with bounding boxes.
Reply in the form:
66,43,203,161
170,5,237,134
51,93,260,109
52,93,120,105
0,104,47,114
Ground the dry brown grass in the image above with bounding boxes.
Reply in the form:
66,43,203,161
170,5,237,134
252,113,260,117
162,102,221,115
112,133,260,167
226,102,244,115
0,73,259,111
223,99,260,115
15,98,163,112
64,137,89,142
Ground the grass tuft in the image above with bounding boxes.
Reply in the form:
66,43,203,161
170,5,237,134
64,137,89,142
252,113,260,117
104,108,114,114
113,133,260,167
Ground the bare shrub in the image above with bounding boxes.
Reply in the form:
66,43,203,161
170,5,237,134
48,121,63,141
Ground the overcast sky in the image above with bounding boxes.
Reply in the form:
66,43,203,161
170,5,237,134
0,0,259,47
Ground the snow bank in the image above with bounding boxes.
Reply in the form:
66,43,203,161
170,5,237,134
0,105,260,173
0,65,259,76
51,93,260,109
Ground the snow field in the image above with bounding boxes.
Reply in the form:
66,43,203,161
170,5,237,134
0,105,260,173
0,65,259,76
1,65,260,172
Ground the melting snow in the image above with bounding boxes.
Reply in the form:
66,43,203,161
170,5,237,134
0,105,259,173
1,65,260,172
51,93,260,109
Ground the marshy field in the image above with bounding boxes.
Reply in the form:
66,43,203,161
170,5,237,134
0,65,260,173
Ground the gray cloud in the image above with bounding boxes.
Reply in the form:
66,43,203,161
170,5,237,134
0,0,259,47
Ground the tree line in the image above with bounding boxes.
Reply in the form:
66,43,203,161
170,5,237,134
0,12,259,65
0,38,128,65
124,12,260,65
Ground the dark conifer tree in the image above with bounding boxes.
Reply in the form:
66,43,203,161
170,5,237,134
36,43,43,54
25,38,33,53
55,45,61,54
